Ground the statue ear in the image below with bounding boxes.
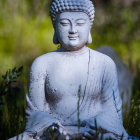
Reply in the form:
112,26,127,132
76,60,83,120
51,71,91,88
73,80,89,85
53,32,59,44
87,32,92,44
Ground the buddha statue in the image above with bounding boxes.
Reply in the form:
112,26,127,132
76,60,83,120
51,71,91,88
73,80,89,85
9,0,131,139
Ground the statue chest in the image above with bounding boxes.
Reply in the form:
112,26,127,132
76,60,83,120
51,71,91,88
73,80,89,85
45,57,88,103
45,53,103,118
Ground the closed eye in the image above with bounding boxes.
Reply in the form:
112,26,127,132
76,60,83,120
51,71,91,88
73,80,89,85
60,19,70,26
76,19,86,26
60,22,70,26
76,23,85,26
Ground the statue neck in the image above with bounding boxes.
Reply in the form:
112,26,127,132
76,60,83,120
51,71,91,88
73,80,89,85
58,46,89,55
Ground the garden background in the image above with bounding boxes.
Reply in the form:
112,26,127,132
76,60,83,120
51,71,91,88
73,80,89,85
0,0,140,139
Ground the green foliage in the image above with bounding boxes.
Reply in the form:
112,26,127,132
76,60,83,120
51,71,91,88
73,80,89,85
0,66,25,140
125,92,140,137
123,71,140,138
0,0,56,72
0,66,23,104
77,85,81,134
89,1,140,68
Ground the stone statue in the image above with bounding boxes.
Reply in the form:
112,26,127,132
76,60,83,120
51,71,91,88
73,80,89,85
9,0,132,139
96,46,133,113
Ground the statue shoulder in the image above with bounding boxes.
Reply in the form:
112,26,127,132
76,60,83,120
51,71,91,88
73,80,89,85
89,48,116,67
30,51,59,73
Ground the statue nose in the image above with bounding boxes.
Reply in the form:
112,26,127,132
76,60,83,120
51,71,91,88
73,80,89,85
69,25,77,34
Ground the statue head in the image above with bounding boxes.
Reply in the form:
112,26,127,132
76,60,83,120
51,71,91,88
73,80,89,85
50,0,95,51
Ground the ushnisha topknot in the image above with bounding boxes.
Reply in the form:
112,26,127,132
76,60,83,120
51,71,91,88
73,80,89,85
50,0,95,26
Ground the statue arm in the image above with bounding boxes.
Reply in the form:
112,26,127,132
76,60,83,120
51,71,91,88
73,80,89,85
96,57,128,139
25,57,59,136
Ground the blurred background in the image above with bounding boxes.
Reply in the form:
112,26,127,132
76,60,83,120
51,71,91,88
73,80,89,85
0,0,140,139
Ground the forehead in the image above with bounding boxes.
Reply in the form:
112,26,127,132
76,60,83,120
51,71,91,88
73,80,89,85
57,12,89,20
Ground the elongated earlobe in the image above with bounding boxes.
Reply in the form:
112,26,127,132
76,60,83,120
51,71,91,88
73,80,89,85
87,32,92,44
53,32,59,44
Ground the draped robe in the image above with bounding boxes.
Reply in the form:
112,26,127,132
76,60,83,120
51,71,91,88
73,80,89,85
9,47,128,140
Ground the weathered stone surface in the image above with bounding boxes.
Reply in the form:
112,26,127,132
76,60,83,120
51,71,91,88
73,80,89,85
96,46,133,111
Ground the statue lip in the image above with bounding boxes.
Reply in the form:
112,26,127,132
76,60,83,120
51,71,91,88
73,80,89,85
68,35,79,40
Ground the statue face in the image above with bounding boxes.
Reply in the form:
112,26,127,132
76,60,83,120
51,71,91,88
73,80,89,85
54,12,91,51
